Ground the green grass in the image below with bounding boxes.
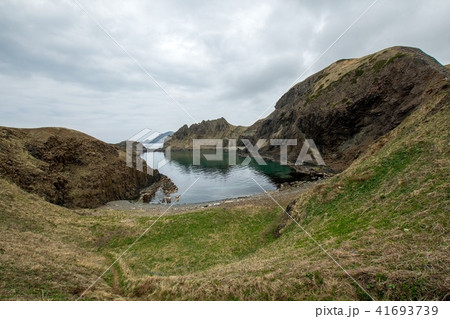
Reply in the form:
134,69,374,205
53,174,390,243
279,92,449,300
0,178,114,300
373,59,388,72
372,53,406,72
107,208,279,277
386,53,406,65
1,67,448,300
2,94,448,299
352,68,364,83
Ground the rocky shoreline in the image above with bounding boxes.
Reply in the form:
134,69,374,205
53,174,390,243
99,179,321,216
138,175,179,204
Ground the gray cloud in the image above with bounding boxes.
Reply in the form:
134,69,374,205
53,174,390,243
0,0,449,142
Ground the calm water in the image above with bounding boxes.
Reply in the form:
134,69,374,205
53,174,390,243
143,150,299,204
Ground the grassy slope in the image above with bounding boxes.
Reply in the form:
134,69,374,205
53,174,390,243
108,86,449,300
0,178,111,300
99,207,283,299
1,89,448,300
275,90,450,300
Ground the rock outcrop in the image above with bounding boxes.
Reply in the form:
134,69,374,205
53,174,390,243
0,127,162,208
166,46,450,173
243,46,450,171
165,117,247,149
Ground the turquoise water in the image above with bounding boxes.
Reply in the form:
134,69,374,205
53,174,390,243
143,150,299,204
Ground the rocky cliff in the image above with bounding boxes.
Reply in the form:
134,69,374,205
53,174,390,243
166,47,449,173
244,46,450,171
0,127,161,208
165,117,247,149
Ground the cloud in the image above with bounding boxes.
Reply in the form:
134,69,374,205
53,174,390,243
0,0,449,142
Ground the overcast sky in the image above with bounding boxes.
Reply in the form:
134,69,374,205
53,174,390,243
0,0,449,142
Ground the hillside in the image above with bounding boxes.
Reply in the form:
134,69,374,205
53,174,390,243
271,85,450,299
167,47,449,174
103,70,449,300
115,131,174,151
245,47,449,172
0,177,115,300
0,46,448,301
0,127,161,208
91,47,448,300
165,117,247,149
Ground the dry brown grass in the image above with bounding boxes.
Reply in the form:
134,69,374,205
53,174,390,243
0,178,117,300
1,79,449,300
270,88,450,300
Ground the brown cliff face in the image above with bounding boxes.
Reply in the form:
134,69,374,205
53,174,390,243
0,127,161,208
245,46,450,171
165,117,247,149
165,47,449,173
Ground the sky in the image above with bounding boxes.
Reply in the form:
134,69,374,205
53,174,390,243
0,0,449,143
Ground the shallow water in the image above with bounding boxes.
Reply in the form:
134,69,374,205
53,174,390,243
143,150,298,204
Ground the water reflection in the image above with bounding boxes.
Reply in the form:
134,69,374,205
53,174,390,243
143,150,298,204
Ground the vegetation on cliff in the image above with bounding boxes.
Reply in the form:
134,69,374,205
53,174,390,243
0,127,161,208
0,46,448,300
168,47,449,174
164,117,247,149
